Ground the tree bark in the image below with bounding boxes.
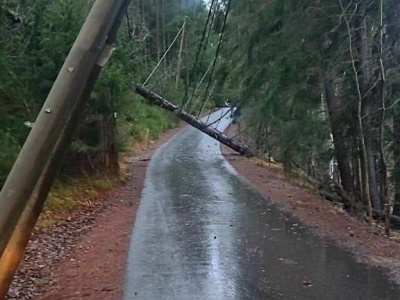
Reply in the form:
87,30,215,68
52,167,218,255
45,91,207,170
175,18,186,89
387,3,400,217
161,0,167,73
155,0,161,60
356,3,381,211
283,148,292,175
340,0,372,221
394,115,400,216
324,77,354,195
378,0,389,234
99,113,119,174
135,85,254,157
353,155,361,202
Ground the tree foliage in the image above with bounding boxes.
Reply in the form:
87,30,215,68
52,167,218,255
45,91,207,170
217,0,400,216
0,0,207,184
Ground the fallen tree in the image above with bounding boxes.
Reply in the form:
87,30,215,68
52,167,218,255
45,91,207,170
318,189,400,230
135,85,254,157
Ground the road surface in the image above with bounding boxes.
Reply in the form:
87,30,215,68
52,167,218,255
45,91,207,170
124,109,400,299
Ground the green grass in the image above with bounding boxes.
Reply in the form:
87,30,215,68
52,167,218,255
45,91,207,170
117,93,178,153
38,100,179,227
38,175,119,227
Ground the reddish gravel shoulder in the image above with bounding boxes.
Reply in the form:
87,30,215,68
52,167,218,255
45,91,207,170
6,123,186,300
222,125,400,284
37,124,186,300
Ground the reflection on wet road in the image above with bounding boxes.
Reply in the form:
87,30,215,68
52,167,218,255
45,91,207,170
124,109,400,299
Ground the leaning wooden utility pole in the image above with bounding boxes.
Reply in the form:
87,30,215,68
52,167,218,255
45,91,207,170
136,85,254,157
0,0,126,259
0,1,131,297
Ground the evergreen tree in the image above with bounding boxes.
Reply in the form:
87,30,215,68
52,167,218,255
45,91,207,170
216,0,400,217
0,0,207,185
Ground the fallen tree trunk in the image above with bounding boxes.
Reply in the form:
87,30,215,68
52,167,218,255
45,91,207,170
372,209,400,229
136,85,255,157
318,190,400,229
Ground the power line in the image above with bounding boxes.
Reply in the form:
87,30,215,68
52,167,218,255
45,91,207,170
185,0,220,112
143,19,186,87
183,60,213,111
198,0,232,116
181,0,218,107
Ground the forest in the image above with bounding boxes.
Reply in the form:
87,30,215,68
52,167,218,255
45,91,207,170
1,0,400,227
0,0,210,214
216,0,400,223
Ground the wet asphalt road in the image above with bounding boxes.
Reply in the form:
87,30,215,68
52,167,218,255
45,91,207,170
124,110,400,300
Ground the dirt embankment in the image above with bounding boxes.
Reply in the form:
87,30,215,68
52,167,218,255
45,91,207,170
6,123,186,300
222,124,400,284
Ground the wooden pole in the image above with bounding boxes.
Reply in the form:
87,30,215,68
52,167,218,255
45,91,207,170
136,85,254,157
0,0,125,258
0,1,131,297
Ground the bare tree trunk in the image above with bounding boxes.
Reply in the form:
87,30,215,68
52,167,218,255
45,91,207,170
99,114,119,175
161,0,167,73
356,2,381,211
365,141,381,210
339,0,373,222
386,2,400,217
138,0,146,70
283,148,292,175
393,116,400,216
175,18,186,89
378,0,389,235
184,23,190,89
352,154,361,202
324,76,354,196
155,0,161,60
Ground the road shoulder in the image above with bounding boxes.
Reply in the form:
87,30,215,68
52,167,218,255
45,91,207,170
222,125,400,285
6,123,186,300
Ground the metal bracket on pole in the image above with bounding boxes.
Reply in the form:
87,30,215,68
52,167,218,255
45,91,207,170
96,44,116,68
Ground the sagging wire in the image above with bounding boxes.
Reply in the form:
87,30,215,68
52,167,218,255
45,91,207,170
142,19,186,87
180,0,218,108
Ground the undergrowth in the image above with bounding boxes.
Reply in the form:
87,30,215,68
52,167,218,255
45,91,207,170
39,102,178,228
38,174,119,227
